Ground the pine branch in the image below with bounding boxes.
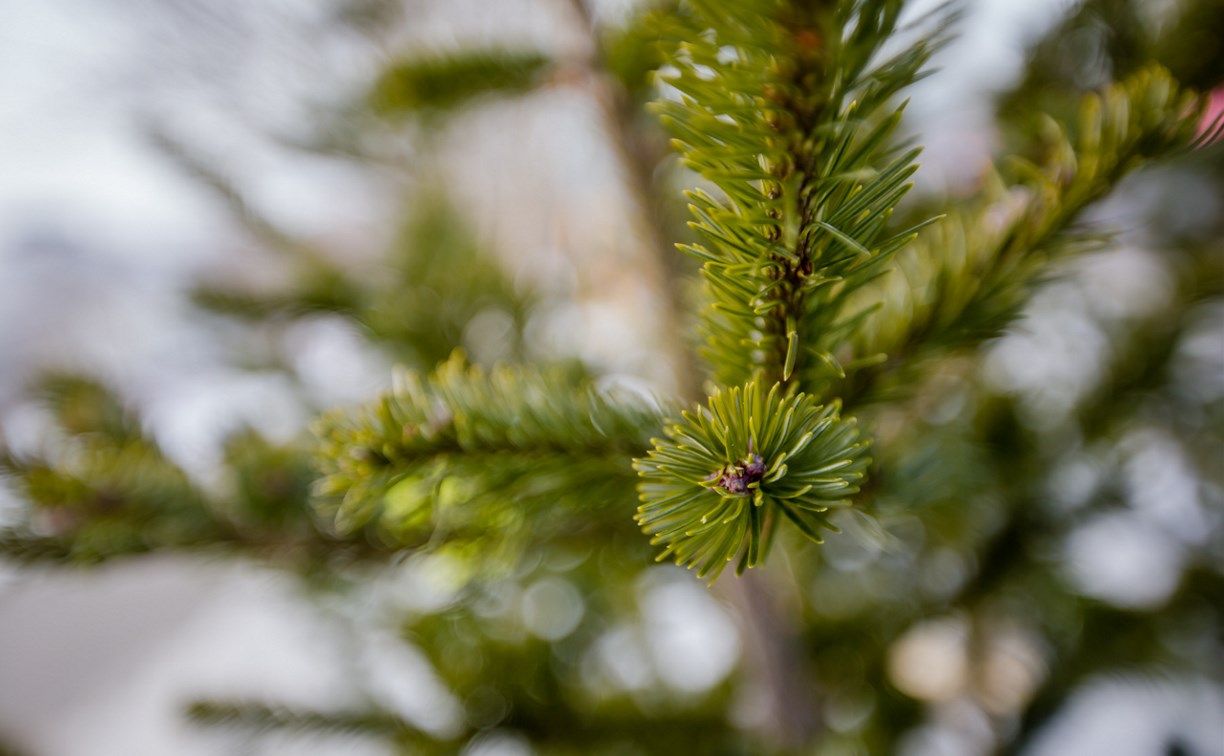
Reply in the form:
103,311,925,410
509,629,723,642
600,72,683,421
187,701,433,749
313,352,663,551
656,0,953,391
635,0,953,577
370,49,552,116
842,65,1211,405
562,0,703,401
0,376,374,566
0,378,221,562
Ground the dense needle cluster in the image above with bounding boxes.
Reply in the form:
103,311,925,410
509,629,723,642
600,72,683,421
635,382,869,579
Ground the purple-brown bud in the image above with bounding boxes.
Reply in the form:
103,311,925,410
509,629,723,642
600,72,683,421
743,453,766,481
711,452,767,496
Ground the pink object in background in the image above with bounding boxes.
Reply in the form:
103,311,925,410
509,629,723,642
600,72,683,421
1197,86,1224,143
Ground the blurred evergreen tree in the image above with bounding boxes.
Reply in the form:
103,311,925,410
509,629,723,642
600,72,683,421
2,0,1223,754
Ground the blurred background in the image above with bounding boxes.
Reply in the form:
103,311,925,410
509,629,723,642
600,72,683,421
1,0,1222,754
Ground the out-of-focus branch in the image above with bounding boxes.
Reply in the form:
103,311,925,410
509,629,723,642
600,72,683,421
559,0,701,401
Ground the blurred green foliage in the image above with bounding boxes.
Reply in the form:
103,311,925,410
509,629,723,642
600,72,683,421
192,195,533,370
370,49,552,116
314,352,660,559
